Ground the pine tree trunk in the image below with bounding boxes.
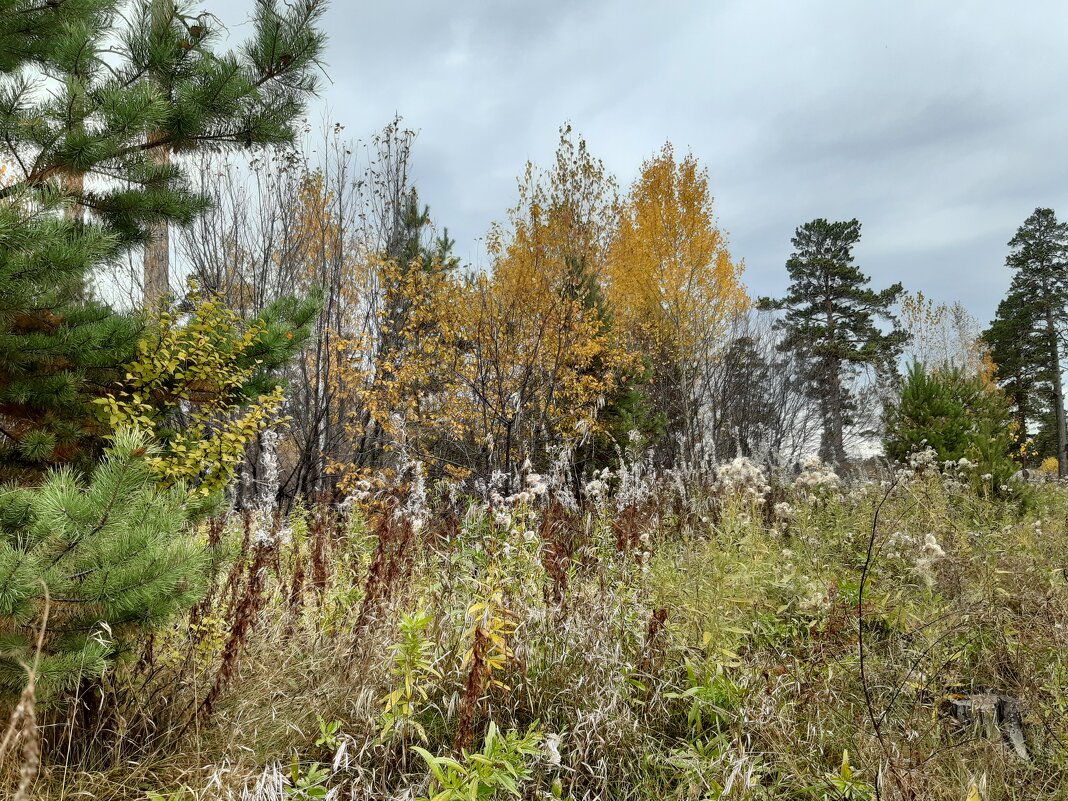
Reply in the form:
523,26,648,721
822,297,847,467
1044,308,1068,477
143,151,170,307
143,0,171,309
65,171,84,224
823,357,846,467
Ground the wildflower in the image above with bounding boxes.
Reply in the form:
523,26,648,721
715,456,769,500
793,457,841,497
398,460,429,534
508,490,532,505
582,478,607,499
922,532,945,559
544,732,562,766
525,473,548,496
252,517,276,548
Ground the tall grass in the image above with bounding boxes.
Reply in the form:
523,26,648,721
9,456,1068,800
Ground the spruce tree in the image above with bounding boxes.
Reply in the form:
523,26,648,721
0,0,325,482
984,208,1068,475
759,218,906,466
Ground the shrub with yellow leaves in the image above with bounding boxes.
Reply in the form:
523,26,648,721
1040,455,1060,476
97,289,290,494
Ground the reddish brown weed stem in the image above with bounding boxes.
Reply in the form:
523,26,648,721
309,505,332,599
189,513,229,631
452,623,489,755
638,607,669,682
613,501,653,553
285,528,307,630
540,501,580,610
198,526,275,721
354,496,417,631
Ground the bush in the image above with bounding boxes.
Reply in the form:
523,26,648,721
885,362,1018,490
97,288,317,495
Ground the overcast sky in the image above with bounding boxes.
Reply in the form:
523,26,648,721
221,0,1068,325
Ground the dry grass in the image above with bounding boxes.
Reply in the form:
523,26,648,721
7,464,1068,800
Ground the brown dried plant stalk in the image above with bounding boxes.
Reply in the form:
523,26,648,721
0,587,48,800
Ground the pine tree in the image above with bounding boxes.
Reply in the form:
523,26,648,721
984,289,1047,461
759,218,906,466
884,362,1017,492
0,428,217,698
0,0,325,482
984,208,1068,475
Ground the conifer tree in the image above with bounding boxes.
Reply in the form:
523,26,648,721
884,362,1017,492
0,428,217,698
984,208,1068,475
984,290,1046,461
759,218,906,466
0,0,326,482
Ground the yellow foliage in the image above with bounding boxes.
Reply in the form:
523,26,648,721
98,288,285,493
607,143,748,366
1040,455,1059,475
330,132,751,477
334,251,466,481
464,587,516,692
333,127,634,480
458,127,633,463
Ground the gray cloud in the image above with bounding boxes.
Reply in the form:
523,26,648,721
216,0,1068,324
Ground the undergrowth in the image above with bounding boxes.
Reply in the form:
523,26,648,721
5,456,1068,800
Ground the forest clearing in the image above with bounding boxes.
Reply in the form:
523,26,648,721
1,1,1067,799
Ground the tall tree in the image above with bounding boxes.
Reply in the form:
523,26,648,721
984,208,1068,475
759,218,906,466
984,290,1046,461
462,127,627,481
607,143,748,464
143,0,173,308
0,0,325,481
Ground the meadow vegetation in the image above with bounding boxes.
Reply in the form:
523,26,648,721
2,3,1067,800
8,450,1066,801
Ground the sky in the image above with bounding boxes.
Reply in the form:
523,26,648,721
218,0,1068,326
